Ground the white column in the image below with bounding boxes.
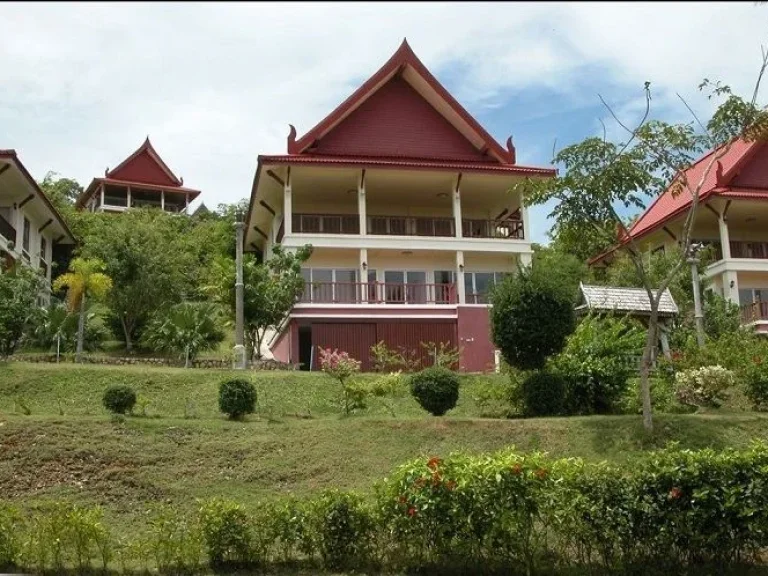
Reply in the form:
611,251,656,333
520,189,530,241
724,270,740,305
283,168,293,236
185,193,190,212
161,191,165,212
453,174,462,238
455,250,465,304
359,248,368,303
519,253,532,267
358,171,367,235
127,186,132,208
100,184,105,209
718,215,731,260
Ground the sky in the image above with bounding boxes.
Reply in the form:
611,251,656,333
2,1,767,243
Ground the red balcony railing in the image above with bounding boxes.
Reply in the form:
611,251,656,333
741,302,768,323
368,215,455,237
300,281,456,305
693,240,768,261
463,219,524,239
292,213,360,235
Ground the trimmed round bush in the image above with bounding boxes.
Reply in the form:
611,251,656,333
219,378,257,420
520,371,567,417
102,385,137,415
409,367,459,416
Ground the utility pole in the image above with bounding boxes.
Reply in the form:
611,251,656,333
687,243,705,348
233,210,246,369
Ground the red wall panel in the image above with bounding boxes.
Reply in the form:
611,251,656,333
376,321,457,369
732,143,768,188
110,151,179,187
456,306,496,372
312,323,378,371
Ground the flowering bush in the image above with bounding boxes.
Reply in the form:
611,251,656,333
318,348,363,415
674,365,735,408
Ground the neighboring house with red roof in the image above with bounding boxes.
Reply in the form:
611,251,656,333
0,150,76,301
76,138,201,214
245,40,555,371
591,137,768,333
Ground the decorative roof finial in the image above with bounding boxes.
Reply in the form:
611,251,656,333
715,160,724,186
506,136,516,164
180,176,184,185
105,167,109,176
287,124,298,154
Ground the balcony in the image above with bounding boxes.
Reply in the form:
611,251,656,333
700,240,768,261
0,214,15,244
742,302,768,323
290,213,524,239
300,281,457,305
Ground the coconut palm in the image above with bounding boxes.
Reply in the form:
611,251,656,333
52,258,112,362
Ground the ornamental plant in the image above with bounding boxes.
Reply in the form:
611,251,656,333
318,348,363,415
102,385,137,415
218,379,257,420
674,365,735,408
409,367,459,416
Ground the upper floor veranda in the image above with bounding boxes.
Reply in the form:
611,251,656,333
247,162,534,257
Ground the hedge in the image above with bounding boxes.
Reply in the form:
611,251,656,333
4,444,768,574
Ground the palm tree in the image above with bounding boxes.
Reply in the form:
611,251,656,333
53,258,112,362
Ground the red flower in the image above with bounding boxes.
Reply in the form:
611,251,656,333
669,487,683,500
427,456,442,471
671,351,682,361
407,506,417,517
446,480,457,491
511,463,523,475
397,495,407,504
535,468,548,480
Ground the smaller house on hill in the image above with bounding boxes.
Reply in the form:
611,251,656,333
575,283,679,358
76,138,201,214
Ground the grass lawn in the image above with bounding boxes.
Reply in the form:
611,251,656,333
2,361,768,534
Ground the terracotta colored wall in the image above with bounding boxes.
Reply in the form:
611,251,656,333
456,306,496,373
271,320,295,363
110,151,178,187
313,75,490,162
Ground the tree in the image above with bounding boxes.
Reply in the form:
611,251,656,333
38,172,82,218
141,302,225,367
210,244,312,360
76,209,194,351
490,264,577,371
548,218,618,264
52,258,112,362
519,49,768,431
0,264,43,358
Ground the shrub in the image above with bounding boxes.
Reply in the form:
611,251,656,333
218,378,257,420
318,348,364,415
144,504,203,574
199,498,253,567
491,265,576,371
421,340,460,369
409,367,459,416
314,491,373,571
551,314,645,414
0,502,20,568
102,385,137,415
674,365,735,408
519,371,567,416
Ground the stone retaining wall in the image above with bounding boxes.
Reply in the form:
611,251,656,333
7,353,295,371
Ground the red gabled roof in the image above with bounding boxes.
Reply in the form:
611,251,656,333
591,138,768,265
106,137,182,187
287,39,518,165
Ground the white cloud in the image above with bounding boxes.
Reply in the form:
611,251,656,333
1,0,766,226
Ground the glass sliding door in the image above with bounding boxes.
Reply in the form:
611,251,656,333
384,271,405,303
406,271,427,303
334,269,358,303
434,270,455,303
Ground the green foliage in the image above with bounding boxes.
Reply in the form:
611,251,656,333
0,264,44,358
491,265,576,371
551,314,646,414
421,340,460,369
314,491,373,571
318,348,364,415
141,302,225,366
102,385,137,415
144,504,203,574
0,502,20,568
198,498,253,567
38,171,82,219
209,244,312,360
519,370,567,416
30,301,111,353
409,367,460,416
218,378,256,420
369,340,420,372
702,292,743,339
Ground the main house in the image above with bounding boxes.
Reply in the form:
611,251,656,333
592,138,768,334
0,150,75,297
76,138,201,214
245,40,555,371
